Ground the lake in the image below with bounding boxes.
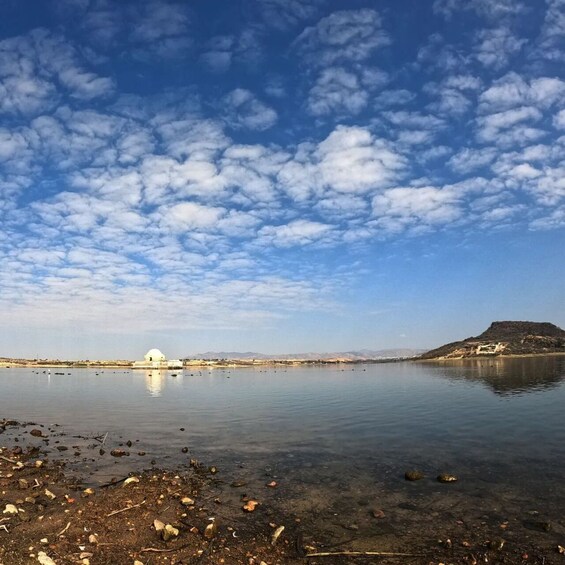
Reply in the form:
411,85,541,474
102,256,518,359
1,355,564,554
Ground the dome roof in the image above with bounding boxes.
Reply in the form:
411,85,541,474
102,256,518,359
144,348,166,362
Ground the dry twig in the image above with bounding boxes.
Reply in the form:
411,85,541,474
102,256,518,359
304,550,418,558
57,522,71,537
106,499,146,517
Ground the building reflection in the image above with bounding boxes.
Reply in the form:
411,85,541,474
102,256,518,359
145,370,165,397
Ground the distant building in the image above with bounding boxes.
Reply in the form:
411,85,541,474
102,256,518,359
133,348,183,370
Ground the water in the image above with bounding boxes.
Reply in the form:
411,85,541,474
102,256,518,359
1,356,564,548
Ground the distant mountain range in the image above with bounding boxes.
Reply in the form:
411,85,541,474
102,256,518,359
187,348,425,361
420,321,565,360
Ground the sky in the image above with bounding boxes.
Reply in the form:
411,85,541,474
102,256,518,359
0,0,564,360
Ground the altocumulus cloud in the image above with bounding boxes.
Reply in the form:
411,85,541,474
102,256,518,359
0,0,563,354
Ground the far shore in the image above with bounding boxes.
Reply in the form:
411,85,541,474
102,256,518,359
0,357,410,369
2,351,565,369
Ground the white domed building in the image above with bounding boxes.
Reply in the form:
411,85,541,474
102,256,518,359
133,348,183,370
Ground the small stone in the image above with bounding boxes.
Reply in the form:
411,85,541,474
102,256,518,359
181,497,195,506
35,460,44,468
405,470,424,481
181,447,188,453
243,500,259,512
134,561,144,565
123,477,139,486
437,473,458,483
18,478,29,489
153,519,165,532
88,534,98,544
557,545,565,554
44,489,56,500
83,488,95,496
271,525,285,546
110,449,128,457
30,429,43,437
209,466,218,474
40,538,48,544
204,521,217,539
266,481,277,488
37,552,57,565
161,524,179,541
371,509,385,519
3,504,18,515
56,446,68,451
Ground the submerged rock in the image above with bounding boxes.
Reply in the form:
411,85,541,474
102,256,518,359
405,470,425,481
437,473,458,483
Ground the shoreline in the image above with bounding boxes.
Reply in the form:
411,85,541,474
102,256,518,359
1,418,564,564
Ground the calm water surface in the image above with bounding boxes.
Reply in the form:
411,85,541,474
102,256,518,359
4,356,565,552
1,356,564,478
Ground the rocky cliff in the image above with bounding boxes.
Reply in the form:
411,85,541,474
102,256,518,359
420,321,565,360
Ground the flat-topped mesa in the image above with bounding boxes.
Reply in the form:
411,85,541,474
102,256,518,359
420,320,565,360
476,321,565,341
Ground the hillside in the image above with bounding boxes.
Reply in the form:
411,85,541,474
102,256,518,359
420,321,565,360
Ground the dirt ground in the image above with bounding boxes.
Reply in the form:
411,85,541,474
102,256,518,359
1,419,564,565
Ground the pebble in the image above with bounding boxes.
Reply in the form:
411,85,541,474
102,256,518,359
405,470,424,481
3,504,18,515
242,500,259,512
162,524,179,541
437,473,458,483
181,497,195,506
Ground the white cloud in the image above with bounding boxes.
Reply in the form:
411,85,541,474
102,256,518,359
259,219,333,247
163,202,225,231
433,0,527,21
292,9,390,67
475,28,527,69
479,73,565,113
372,186,463,233
0,29,114,116
448,147,498,173
554,109,565,129
476,106,543,143
223,89,278,131
307,67,369,116
315,126,406,194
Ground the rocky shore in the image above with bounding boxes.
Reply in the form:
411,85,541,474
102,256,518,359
1,419,564,564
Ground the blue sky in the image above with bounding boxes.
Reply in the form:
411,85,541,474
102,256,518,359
0,0,564,359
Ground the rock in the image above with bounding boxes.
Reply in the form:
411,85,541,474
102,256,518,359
271,525,285,545
3,504,18,515
153,519,165,532
88,534,98,544
266,481,277,488
371,509,385,519
208,466,218,474
243,500,259,512
181,497,195,506
83,488,95,496
126,440,133,447
134,561,144,565
56,446,68,451
110,449,128,457
204,521,217,539
405,470,424,481
30,429,43,437
161,524,179,541
37,552,57,565
123,477,139,486
44,489,56,500
181,447,188,453
437,473,458,483
18,478,29,489
557,545,565,555
35,460,44,468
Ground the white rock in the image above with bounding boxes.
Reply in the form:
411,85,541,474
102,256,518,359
3,504,18,515
37,552,57,565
